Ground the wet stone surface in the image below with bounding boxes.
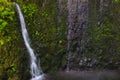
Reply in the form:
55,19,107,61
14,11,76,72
45,71,120,80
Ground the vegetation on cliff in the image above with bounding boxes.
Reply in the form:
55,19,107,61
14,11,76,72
0,0,120,80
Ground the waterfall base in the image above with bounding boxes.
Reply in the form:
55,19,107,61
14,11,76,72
31,74,45,80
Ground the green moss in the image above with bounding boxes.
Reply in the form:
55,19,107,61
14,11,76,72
0,1,27,80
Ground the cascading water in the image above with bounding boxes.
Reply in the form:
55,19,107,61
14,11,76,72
15,3,44,80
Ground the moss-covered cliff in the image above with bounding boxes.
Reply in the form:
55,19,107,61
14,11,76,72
0,0,120,80
0,1,28,80
0,0,67,80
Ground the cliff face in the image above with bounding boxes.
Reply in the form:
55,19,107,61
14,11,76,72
0,0,120,80
0,0,67,80
66,0,88,70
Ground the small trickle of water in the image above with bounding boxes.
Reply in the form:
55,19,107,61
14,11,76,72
14,3,44,80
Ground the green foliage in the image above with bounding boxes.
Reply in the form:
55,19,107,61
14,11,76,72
0,1,15,47
115,0,120,3
0,1,24,80
0,1,14,31
0,39,4,45
22,3,38,18
86,1,120,69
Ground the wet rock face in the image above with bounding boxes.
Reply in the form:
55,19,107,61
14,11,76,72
67,0,88,40
67,0,88,70
47,71,120,80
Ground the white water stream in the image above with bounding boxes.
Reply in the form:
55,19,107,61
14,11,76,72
15,3,44,80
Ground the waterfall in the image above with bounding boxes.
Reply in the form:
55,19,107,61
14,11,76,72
14,3,44,80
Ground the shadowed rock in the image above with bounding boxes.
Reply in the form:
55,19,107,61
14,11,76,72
46,71,120,80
